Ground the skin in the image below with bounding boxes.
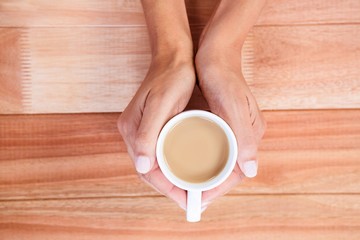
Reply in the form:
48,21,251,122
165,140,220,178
118,0,267,211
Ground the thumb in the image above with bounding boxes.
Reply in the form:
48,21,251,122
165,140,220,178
237,142,258,178
236,120,258,178
225,113,258,178
133,99,176,174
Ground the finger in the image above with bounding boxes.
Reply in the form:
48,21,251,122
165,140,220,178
117,113,138,160
202,165,243,207
140,162,187,210
250,98,267,144
133,93,178,174
234,115,259,178
220,99,259,178
252,111,267,145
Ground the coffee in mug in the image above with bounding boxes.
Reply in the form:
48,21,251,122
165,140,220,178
163,117,229,183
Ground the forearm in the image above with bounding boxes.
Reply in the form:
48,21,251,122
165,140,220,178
199,0,266,52
141,0,193,61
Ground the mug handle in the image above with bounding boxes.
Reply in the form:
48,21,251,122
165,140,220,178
187,190,202,222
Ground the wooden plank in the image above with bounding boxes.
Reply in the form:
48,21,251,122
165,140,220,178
0,29,25,112
0,0,360,26
0,195,359,239
0,27,151,113
0,0,145,27
258,0,360,26
1,24,360,114
0,110,359,200
188,0,360,26
251,25,360,110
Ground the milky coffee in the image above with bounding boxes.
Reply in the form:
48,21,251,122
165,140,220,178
163,117,229,183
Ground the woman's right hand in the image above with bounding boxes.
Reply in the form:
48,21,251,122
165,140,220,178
117,54,196,210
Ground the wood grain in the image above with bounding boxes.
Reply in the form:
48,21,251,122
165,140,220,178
15,27,151,113
251,25,360,110
1,0,360,26
258,0,360,26
0,0,145,27
0,29,24,113
1,24,359,114
1,110,359,201
1,1,359,238
0,195,359,239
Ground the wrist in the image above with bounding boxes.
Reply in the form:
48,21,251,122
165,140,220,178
197,22,247,55
151,43,194,69
141,0,194,64
152,39,193,62
198,32,245,55
196,44,242,70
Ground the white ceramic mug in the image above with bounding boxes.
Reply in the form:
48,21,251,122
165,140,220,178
156,110,238,222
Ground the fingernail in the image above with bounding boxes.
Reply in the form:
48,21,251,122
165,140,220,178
242,160,257,178
135,156,151,174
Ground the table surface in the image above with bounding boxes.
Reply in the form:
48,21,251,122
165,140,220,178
0,1,360,239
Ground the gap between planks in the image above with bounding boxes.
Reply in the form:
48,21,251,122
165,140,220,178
1,193,360,203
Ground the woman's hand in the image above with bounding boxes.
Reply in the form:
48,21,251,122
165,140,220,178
118,55,195,210
196,47,266,208
194,0,267,209
117,0,195,210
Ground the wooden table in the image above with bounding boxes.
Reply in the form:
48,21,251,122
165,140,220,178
1,1,360,239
